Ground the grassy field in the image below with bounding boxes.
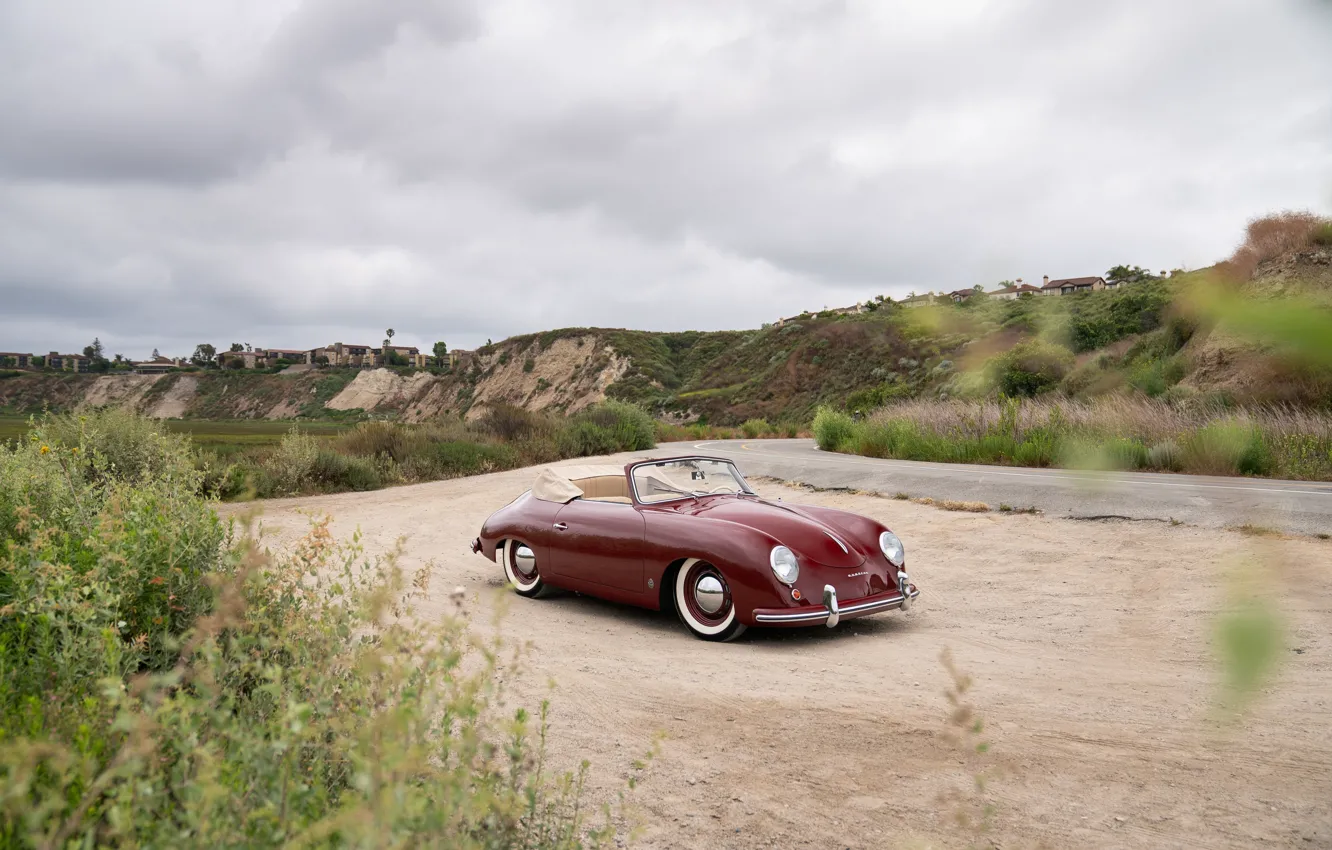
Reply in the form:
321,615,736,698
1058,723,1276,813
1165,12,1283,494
0,415,356,457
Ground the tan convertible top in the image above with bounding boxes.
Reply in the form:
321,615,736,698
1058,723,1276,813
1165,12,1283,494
531,465,628,504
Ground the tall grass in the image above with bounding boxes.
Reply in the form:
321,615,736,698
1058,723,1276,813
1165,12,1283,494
815,397,1332,480
0,410,624,847
199,402,659,499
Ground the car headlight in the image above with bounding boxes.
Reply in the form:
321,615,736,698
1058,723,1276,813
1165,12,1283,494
879,531,905,567
769,545,799,585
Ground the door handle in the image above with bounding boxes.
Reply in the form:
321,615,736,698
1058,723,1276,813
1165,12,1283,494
553,522,568,531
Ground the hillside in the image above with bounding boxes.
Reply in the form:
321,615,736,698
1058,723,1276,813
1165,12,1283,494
4,220,1329,425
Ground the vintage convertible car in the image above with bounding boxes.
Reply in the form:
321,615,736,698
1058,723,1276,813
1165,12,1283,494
468,455,916,642
472,456,919,641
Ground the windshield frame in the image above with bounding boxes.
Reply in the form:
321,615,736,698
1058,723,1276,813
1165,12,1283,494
627,457,755,505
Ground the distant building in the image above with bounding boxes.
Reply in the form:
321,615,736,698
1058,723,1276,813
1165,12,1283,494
447,349,475,368
899,293,935,309
383,345,428,367
1041,275,1107,296
264,348,314,366
0,352,34,369
47,352,91,373
133,355,184,374
318,343,377,367
948,289,979,303
987,283,1043,301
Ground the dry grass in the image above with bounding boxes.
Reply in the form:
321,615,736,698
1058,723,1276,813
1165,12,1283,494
913,497,990,512
867,396,1332,446
1218,210,1330,281
832,396,1332,480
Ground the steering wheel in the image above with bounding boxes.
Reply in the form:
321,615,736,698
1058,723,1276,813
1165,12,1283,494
707,485,734,494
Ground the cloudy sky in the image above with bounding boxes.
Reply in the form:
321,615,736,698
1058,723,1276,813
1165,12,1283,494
2,0,1330,359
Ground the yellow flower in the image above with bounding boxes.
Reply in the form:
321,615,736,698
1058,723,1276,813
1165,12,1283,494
71,447,79,454
40,445,50,455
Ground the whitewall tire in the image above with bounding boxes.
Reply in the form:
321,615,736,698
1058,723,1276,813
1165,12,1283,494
673,558,747,642
501,540,550,598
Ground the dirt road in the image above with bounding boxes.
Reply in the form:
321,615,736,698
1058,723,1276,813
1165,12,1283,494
229,456,1332,849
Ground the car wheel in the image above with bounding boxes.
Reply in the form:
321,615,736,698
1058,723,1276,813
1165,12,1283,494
674,558,747,642
501,540,550,598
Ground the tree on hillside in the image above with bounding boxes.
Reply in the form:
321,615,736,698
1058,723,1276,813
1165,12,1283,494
386,328,395,342
1106,265,1154,284
432,341,448,366
83,338,105,360
191,343,217,367
229,343,244,352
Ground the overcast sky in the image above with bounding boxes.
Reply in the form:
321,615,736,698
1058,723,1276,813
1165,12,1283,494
2,0,1330,359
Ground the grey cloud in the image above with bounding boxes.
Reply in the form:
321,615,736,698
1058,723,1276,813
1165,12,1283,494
0,0,1329,359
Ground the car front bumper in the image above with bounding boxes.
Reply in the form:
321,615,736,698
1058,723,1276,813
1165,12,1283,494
751,585,919,628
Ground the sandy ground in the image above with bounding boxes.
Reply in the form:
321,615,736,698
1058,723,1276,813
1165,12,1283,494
224,458,1332,849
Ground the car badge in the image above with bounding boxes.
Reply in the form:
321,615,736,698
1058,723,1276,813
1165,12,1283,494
847,571,868,578
647,578,654,589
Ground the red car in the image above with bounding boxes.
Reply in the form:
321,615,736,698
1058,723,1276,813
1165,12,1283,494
472,456,918,641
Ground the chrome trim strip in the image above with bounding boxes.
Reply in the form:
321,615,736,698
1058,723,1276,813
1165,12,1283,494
753,587,919,623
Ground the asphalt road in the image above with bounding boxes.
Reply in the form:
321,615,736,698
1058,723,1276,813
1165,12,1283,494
650,438,1332,536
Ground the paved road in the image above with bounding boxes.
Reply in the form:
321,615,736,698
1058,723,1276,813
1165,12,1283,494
650,439,1332,536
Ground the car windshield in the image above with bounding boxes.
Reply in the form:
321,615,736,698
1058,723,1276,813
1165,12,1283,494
631,459,752,503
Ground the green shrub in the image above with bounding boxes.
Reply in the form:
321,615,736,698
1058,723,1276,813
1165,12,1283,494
991,341,1074,397
479,404,549,442
1311,221,1332,246
1181,419,1270,476
0,412,628,847
557,420,621,457
740,418,771,438
338,420,411,460
311,448,384,491
845,381,911,413
1148,440,1184,471
429,440,519,476
560,402,656,455
812,406,855,451
264,427,321,495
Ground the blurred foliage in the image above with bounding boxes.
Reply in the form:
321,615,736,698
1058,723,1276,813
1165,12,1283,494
0,409,634,847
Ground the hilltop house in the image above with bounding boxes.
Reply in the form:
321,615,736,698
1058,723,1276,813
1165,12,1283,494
987,280,1043,300
1041,275,1107,296
948,288,979,303
899,293,935,309
133,355,185,374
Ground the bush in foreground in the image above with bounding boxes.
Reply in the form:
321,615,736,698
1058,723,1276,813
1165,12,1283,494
0,410,622,847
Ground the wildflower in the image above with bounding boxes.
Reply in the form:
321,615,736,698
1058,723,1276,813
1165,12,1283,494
40,445,50,454
71,447,79,454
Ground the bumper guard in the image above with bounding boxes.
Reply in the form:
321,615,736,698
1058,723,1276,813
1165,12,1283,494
753,584,919,627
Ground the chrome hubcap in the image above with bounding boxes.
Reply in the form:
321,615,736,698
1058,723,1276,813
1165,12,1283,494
513,544,537,577
694,575,725,615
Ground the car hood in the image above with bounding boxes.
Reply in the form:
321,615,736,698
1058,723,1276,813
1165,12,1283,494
676,497,866,568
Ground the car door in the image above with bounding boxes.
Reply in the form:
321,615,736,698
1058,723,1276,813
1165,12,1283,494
548,500,647,593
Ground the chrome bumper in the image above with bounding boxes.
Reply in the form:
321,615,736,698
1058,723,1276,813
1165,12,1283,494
752,585,919,626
